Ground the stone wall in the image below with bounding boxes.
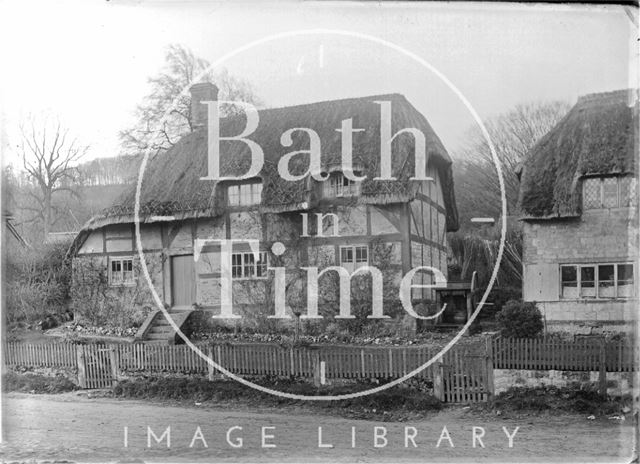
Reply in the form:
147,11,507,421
523,209,636,265
523,207,638,334
494,368,634,396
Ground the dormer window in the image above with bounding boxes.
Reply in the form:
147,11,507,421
324,172,361,198
228,181,262,207
582,176,636,209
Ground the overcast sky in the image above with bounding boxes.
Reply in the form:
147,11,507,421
0,1,636,167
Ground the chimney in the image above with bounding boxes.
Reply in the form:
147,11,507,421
190,82,219,129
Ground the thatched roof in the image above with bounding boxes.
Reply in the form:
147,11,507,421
79,93,458,237
518,89,638,220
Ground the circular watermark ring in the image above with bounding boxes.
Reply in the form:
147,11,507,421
134,28,507,400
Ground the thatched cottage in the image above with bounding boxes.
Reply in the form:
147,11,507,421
518,89,638,335
70,84,459,342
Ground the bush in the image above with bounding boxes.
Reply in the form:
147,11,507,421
5,240,73,325
495,300,543,338
476,285,522,320
71,256,159,329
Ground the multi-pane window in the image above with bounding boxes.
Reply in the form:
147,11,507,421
228,182,262,207
618,264,635,298
583,176,637,209
231,252,268,279
339,245,368,272
109,257,134,286
560,266,578,299
618,177,635,207
324,172,361,198
561,263,634,299
580,266,596,298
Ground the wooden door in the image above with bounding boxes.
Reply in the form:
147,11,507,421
171,254,196,309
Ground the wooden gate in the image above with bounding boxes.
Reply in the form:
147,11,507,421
436,345,494,403
77,344,116,389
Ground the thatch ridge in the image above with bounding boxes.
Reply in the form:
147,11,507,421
77,93,459,241
518,88,638,220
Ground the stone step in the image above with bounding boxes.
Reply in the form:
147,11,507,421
135,309,195,343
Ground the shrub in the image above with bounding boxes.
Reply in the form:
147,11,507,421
71,255,158,329
495,300,543,338
476,285,522,320
5,240,73,325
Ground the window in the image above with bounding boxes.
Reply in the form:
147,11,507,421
619,177,635,207
597,264,615,298
109,257,134,286
561,263,634,299
339,245,368,272
618,264,635,298
227,181,262,207
602,178,618,208
340,246,353,265
561,266,578,299
231,251,268,279
580,266,595,298
324,172,361,198
582,176,637,209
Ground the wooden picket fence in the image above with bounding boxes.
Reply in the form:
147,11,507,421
492,337,638,372
3,343,76,368
2,341,493,403
5,337,636,400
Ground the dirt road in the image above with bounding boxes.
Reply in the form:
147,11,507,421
1,392,635,462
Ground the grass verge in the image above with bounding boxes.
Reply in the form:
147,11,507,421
112,376,442,421
3,371,78,394
485,385,632,416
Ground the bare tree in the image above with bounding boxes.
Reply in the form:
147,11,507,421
119,44,262,156
453,100,571,227
18,115,88,238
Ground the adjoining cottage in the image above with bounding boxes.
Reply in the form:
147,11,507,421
69,84,459,341
518,89,638,335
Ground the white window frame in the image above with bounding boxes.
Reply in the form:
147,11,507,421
324,172,361,198
227,181,262,207
339,244,369,272
231,251,268,280
560,262,635,300
109,256,135,286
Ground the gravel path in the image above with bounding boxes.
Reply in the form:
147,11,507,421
1,392,635,462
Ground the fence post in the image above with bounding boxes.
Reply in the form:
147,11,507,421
598,339,607,396
76,345,86,388
485,336,495,403
433,356,444,401
289,348,295,376
312,351,322,387
207,345,215,381
109,345,120,385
